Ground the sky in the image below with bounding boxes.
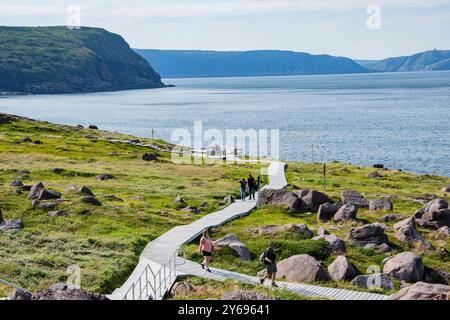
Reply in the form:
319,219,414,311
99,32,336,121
0,0,450,59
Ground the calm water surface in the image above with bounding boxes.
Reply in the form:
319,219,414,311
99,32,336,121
1,71,449,176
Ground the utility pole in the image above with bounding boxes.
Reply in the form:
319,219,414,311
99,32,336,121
323,162,327,191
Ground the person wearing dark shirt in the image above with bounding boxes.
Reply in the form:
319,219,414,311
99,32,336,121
248,174,256,200
260,242,278,288
238,179,247,201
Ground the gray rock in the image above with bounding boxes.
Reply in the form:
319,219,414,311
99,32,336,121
341,190,369,208
32,200,59,210
170,282,195,297
223,195,235,205
253,223,313,238
181,206,200,214
79,186,94,196
383,252,424,282
48,211,67,218
214,234,251,261
65,185,78,193
10,180,24,188
422,208,450,229
27,182,45,199
257,189,304,213
414,198,448,218
222,290,279,300
294,189,334,212
333,203,358,222
276,254,330,283
313,234,346,255
415,218,439,229
88,125,98,130
424,267,450,285
436,226,450,239
351,274,394,290
81,196,102,206
347,223,389,247
96,174,114,181
317,226,329,236
393,217,433,249
327,256,357,281
379,214,406,223
0,219,24,232
174,196,186,205
363,243,392,253
31,287,108,300
142,153,159,161
317,203,342,222
367,172,382,179
37,189,61,200
369,198,393,211
389,282,450,300
442,185,450,193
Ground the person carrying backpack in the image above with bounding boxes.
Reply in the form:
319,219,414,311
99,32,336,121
248,174,256,200
259,242,278,288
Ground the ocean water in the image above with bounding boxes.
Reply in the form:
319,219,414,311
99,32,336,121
1,71,449,176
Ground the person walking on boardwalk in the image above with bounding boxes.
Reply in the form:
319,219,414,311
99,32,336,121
239,178,247,201
198,229,214,273
259,242,278,288
248,174,256,200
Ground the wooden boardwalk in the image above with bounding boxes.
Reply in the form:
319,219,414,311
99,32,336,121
109,160,388,300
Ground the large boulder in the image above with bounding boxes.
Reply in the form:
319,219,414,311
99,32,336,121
253,223,313,239
214,234,251,261
347,223,389,247
341,190,368,208
312,234,346,255
27,182,45,199
222,290,279,300
257,189,304,213
333,203,358,222
0,219,24,232
170,281,195,297
383,252,424,282
422,209,450,229
317,203,342,222
327,256,357,281
36,189,61,200
294,189,334,212
369,198,393,211
351,274,394,290
276,254,330,283
414,198,448,218
389,282,450,300
393,218,433,249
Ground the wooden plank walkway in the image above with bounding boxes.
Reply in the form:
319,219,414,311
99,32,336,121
176,259,387,300
109,160,388,301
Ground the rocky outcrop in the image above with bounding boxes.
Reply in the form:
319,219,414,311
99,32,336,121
276,254,330,283
28,284,108,300
312,234,346,255
393,218,433,249
333,204,358,222
351,274,394,290
347,223,389,247
383,252,424,282
222,290,279,300
257,189,304,213
414,198,448,218
214,234,251,261
369,198,393,211
170,281,195,297
327,256,357,281
389,282,450,300
341,190,368,208
294,189,334,212
253,223,313,238
317,203,341,222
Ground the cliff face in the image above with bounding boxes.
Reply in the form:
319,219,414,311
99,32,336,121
357,50,450,72
135,49,369,78
0,26,166,95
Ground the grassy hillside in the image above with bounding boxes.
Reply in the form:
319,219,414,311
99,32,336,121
0,113,263,297
0,26,165,95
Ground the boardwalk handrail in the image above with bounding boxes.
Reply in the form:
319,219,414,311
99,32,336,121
122,250,185,300
0,277,32,299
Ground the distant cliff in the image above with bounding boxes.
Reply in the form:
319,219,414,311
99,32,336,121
0,26,166,95
357,50,450,72
135,49,369,78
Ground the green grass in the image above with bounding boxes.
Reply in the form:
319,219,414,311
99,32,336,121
0,114,265,296
183,163,450,295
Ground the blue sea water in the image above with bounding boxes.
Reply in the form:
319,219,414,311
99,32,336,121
1,71,449,176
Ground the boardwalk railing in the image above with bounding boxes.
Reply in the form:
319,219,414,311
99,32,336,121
122,250,185,300
0,277,32,299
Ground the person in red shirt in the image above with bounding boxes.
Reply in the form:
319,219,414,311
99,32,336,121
198,229,214,273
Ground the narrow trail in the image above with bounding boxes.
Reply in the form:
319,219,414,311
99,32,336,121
109,160,387,300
